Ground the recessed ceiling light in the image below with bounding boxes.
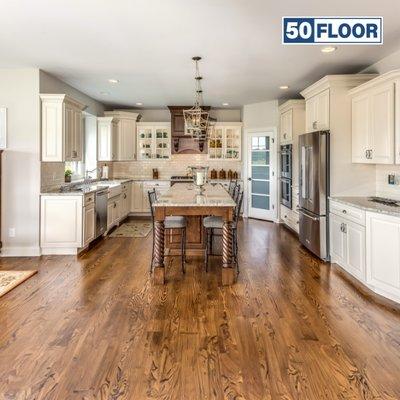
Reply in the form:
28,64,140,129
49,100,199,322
100,91,109,95
135,102,143,106
108,78,119,84
279,85,289,90
222,102,229,106
321,46,337,53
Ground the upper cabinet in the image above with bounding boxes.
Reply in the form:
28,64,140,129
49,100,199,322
41,94,86,162
350,72,397,164
97,116,118,161
137,122,171,160
207,123,242,160
278,100,305,145
305,88,330,132
104,111,139,161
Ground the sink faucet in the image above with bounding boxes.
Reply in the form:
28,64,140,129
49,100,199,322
84,167,101,185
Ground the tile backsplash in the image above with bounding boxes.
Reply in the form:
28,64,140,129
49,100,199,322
376,165,400,200
113,154,242,179
41,162,65,191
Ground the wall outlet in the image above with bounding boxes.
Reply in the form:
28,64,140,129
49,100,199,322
9,228,15,237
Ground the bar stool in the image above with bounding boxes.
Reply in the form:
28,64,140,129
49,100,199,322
148,189,186,274
228,180,237,196
203,190,244,273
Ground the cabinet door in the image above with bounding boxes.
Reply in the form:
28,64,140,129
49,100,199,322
73,109,83,161
142,186,151,212
345,221,366,281
280,110,293,143
112,122,119,160
98,122,112,161
114,197,121,222
369,83,394,164
64,105,74,161
329,213,346,265
366,212,400,301
131,182,144,212
84,204,95,246
41,99,63,162
305,97,317,133
224,126,241,160
121,191,128,217
117,119,135,161
351,93,371,163
316,89,330,131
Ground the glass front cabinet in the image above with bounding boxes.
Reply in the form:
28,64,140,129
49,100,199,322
207,123,242,160
137,123,171,160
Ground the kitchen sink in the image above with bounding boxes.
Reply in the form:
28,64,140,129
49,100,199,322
368,196,400,207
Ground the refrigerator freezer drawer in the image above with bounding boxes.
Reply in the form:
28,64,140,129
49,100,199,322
299,210,328,260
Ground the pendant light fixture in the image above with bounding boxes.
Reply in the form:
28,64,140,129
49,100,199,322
183,56,212,142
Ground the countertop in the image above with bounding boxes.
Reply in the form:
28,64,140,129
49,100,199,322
330,196,400,217
154,183,236,207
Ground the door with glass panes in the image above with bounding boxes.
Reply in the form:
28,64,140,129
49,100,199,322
248,132,276,220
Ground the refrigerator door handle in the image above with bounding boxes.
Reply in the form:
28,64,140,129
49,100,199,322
298,208,319,221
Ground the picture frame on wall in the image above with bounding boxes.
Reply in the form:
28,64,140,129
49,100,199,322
0,108,6,149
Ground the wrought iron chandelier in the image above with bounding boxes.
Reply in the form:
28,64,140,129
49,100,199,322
183,56,212,142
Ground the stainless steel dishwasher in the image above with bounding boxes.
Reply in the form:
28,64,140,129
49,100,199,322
95,189,108,237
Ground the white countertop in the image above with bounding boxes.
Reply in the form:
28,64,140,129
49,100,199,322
154,183,236,207
330,196,400,217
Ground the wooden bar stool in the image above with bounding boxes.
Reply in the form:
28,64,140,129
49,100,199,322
203,190,243,273
148,189,186,274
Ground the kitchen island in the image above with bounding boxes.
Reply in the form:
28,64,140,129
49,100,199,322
153,183,237,286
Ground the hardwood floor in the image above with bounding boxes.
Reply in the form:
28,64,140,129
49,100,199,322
1,219,400,399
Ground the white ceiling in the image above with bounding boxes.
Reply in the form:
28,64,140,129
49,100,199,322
1,0,400,108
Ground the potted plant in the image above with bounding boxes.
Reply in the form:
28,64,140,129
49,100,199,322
65,168,73,183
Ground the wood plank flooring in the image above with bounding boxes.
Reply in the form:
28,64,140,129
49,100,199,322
1,218,400,399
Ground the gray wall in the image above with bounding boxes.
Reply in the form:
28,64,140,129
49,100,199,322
39,70,105,116
0,69,41,255
361,48,400,74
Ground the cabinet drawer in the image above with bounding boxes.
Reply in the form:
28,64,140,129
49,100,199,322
330,201,365,226
84,193,95,206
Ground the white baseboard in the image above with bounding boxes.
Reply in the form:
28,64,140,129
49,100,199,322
1,246,41,257
41,247,78,255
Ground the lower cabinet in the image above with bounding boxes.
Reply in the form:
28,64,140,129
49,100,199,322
366,212,400,302
41,194,95,254
330,212,366,281
130,180,170,214
107,195,121,230
280,204,299,233
83,203,95,246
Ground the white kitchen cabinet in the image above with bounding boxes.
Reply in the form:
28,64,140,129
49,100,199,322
130,180,170,213
107,195,121,230
208,123,242,160
131,181,144,212
330,212,366,282
305,89,330,132
137,123,171,160
83,203,95,246
98,117,118,161
366,211,400,302
351,93,370,163
330,213,347,266
350,74,396,164
104,111,139,161
40,94,86,162
279,109,293,143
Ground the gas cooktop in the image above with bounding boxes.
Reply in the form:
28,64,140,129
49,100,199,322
368,196,400,207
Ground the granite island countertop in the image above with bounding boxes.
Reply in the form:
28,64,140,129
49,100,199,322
154,182,236,207
330,196,400,217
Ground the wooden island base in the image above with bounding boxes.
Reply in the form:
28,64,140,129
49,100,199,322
152,184,237,286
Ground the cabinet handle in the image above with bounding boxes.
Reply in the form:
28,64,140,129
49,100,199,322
369,149,373,159
312,121,317,130
365,150,369,159
342,209,347,214
114,203,117,208
123,194,127,199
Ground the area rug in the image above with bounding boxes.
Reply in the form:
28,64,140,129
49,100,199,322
0,270,37,298
109,221,152,238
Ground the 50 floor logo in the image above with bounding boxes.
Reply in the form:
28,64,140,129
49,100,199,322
282,17,383,45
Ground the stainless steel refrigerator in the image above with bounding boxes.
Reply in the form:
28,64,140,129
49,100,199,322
298,130,330,261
